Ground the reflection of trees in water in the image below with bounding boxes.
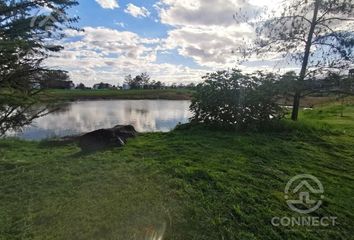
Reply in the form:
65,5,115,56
13,100,192,140
49,103,72,115
126,107,149,116
124,107,155,131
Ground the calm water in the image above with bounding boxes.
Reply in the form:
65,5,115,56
11,100,192,140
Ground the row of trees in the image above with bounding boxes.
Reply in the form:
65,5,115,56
124,73,196,90
124,73,152,89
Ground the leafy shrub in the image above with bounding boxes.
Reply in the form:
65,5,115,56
190,69,286,129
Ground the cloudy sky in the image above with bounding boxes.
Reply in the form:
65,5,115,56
45,0,289,86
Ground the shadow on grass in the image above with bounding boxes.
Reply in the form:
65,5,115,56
39,139,75,148
70,144,125,158
38,136,127,159
172,119,344,157
0,142,11,149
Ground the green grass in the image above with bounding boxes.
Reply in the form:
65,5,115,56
40,89,194,101
1,104,354,239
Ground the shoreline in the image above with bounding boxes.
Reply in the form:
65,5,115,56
40,89,194,102
39,89,345,107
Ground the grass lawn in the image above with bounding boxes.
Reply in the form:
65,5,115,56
38,89,342,106
40,89,194,101
0,104,354,239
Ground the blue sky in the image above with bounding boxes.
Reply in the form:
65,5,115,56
71,0,169,38
45,0,291,86
71,1,194,68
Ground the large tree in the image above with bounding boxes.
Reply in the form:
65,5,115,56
0,0,79,135
241,0,354,120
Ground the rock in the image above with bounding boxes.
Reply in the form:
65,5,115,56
78,125,137,151
111,125,137,142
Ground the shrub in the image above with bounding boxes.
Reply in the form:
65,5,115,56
190,69,286,129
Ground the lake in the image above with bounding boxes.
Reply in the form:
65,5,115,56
11,100,192,140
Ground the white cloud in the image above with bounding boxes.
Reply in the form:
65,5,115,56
45,27,206,86
60,27,158,62
164,24,254,68
158,0,260,27
125,3,150,18
115,21,125,28
45,1,295,86
155,0,292,72
95,0,119,9
156,0,260,67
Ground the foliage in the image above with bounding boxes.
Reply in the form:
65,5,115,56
38,70,72,89
190,69,287,128
124,72,169,90
76,83,87,90
0,0,79,135
124,72,151,89
247,0,354,71
238,0,354,120
123,72,197,90
0,90,50,135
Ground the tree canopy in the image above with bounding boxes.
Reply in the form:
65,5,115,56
190,69,287,128
239,0,354,120
0,0,79,135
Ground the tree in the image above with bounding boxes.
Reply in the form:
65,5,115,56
0,0,79,135
133,75,144,89
186,83,196,90
124,74,133,87
240,0,354,120
124,73,152,89
320,72,354,116
153,81,164,89
190,69,286,128
76,83,87,90
140,72,151,88
39,70,74,89
124,74,142,89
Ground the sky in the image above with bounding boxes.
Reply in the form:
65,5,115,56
44,0,290,86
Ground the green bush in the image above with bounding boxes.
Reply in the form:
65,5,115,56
190,69,286,129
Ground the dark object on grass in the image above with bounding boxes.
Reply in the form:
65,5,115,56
78,125,137,151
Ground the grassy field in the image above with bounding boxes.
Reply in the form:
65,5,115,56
39,89,343,106
40,89,194,101
0,103,354,239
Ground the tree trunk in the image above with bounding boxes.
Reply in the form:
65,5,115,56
291,0,320,121
291,91,301,120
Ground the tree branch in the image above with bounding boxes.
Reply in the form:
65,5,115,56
318,17,354,23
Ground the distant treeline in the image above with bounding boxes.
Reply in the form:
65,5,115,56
122,73,196,90
38,70,354,92
31,71,197,90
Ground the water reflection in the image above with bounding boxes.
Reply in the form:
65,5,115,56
12,100,192,140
